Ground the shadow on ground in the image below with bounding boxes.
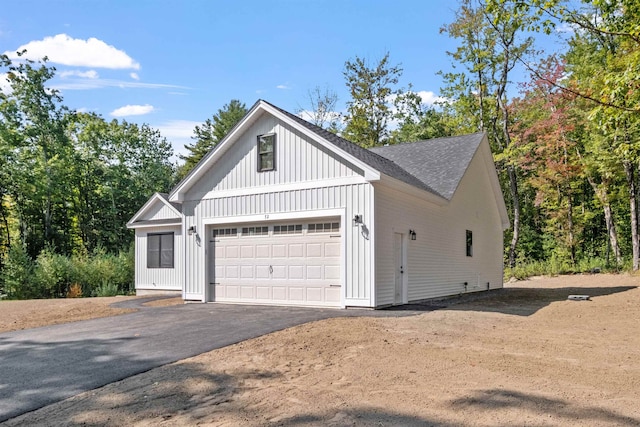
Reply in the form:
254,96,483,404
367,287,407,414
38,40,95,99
2,361,453,426
0,335,164,423
383,285,637,317
450,389,640,426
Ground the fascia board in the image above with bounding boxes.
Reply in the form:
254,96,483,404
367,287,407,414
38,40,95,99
169,102,264,202
127,193,182,227
260,102,381,182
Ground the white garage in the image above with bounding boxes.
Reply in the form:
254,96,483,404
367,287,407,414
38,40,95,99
209,220,342,307
129,100,509,308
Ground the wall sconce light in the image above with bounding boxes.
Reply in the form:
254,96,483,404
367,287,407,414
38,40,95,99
409,229,417,240
353,214,363,227
188,225,197,236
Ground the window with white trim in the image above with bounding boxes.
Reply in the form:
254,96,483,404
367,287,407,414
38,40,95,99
242,226,268,236
273,224,302,235
257,134,275,172
213,228,238,237
308,222,340,233
147,232,174,268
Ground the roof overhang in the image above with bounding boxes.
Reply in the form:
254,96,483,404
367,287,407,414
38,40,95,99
169,100,381,202
127,192,182,228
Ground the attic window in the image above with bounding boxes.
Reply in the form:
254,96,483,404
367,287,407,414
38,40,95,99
257,133,276,172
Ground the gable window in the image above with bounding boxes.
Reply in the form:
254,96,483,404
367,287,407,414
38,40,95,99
466,230,473,257
257,133,275,172
147,232,174,268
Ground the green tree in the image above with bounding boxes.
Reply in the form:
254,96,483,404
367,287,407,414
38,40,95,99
441,0,534,267
296,85,341,132
342,52,403,147
178,99,247,178
390,90,451,143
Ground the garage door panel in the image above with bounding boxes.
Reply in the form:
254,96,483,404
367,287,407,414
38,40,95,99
325,242,341,257
272,287,287,300
256,245,270,258
240,245,254,258
306,243,322,257
289,265,304,279
306,265,323,280
289,287,304,301
240,286,254,299
325,265,340,280
272,244,287,257
240,265,253,279
288,243,304,257
306,287,323,302
256,287,271,299
212,219,342,307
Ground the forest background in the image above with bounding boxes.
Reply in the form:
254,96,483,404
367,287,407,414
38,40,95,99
1,0,638,299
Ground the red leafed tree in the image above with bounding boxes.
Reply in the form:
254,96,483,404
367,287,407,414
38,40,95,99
509,56,586,264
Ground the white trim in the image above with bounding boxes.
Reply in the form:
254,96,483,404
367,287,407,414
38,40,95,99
184,292,201,301
260,102,381,182
479,137,510,229
127,221,181,229
128,192,182,226
202,208,346,308
169,100,381,202
202,208,344,226
195,176,367,201
368,184,376,307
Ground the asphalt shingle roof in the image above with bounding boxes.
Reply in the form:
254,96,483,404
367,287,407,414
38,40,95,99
370,133,484,200
264,100,483,201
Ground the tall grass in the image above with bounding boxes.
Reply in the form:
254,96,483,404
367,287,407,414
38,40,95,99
0,244,134,299
504,256,624,281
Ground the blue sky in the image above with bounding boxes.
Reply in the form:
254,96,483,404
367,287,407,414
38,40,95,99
1,1,547,158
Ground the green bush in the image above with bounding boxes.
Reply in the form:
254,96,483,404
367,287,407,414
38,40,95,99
1,244,35,299
0,243,134,300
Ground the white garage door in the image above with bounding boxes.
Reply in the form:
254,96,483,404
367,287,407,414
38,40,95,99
209,220,342,307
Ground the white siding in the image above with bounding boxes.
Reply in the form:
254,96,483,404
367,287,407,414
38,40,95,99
374,148,504,306
139,203,180,221
183,183,374,305
187,114,362,199
134,226,183,292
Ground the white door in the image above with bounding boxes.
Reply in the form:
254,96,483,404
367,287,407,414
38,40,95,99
211,220,341,307
394,232,405,304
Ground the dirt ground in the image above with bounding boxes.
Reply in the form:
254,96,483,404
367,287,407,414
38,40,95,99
3,274,640,426
0,296,141,333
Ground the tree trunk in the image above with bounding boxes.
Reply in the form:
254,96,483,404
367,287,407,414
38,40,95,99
624,161,639,270
602,200,622,265
507,165,520,267
567,195,576,265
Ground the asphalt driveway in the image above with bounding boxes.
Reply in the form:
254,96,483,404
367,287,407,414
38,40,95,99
0,299,433,422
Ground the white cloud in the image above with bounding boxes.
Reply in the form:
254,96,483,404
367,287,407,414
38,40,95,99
415,90,447,106
110,104,154,117
155,119,202,160
59,69,99,79
4,34,140,69
52,79,187,91
276,84,290,90
0,73,12,94
130,72,139,80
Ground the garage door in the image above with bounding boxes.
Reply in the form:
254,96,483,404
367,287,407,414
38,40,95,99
209,220,342,307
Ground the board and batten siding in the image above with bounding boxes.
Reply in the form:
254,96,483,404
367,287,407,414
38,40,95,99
182,183,374,305
143,202,179,221
188,114,362,199
134,226,183,292
374,149,504,306
181,112,375,305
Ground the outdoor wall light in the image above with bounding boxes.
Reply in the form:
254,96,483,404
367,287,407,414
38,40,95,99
353,214,363,227
188,225,197,236
409,229,417,240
